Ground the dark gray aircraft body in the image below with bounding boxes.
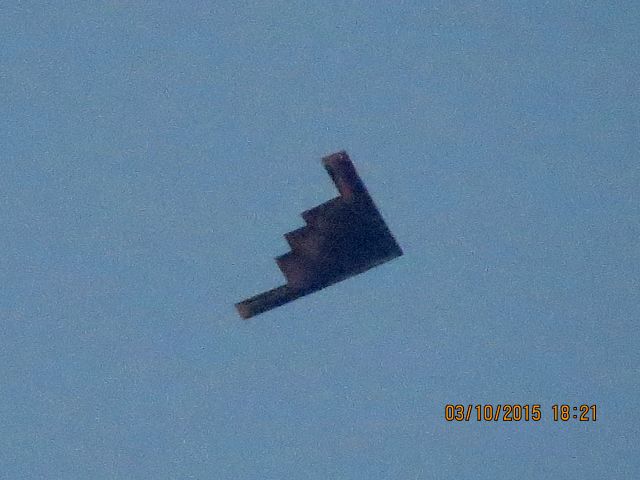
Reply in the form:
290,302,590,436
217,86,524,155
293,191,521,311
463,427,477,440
236,151,402,319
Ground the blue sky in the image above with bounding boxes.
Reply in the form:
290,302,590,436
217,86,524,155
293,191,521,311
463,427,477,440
1,2,639,478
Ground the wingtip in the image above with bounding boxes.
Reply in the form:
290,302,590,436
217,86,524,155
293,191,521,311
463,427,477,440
235,302,253,319
321,150,350,166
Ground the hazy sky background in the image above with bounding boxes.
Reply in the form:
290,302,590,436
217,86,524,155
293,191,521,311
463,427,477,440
1,1,638,478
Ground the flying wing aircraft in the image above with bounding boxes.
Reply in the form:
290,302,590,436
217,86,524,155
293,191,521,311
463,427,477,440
236,151,403,319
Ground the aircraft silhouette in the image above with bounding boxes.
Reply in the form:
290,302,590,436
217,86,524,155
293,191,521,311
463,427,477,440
236,151,402,319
